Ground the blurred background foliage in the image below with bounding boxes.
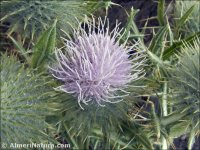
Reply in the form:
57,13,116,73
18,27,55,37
0,0,199,150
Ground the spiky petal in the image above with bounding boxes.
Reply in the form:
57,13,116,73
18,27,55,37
50,17,146,109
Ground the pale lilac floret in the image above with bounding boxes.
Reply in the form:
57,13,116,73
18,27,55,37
50,17,145,109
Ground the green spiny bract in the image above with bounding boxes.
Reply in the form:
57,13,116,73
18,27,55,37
0,0,98,45
53,89,153,149
57,93,128,138
171,38,199,108
169,38,199,138
0,54,58,144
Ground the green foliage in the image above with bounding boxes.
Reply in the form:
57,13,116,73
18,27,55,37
170,38,199,109
60,95,127,133
123,4,199,149
31,20,57,70
53,93,149,149
0,0,101,46
0,54,58,144
8,22,57,71
175,1,200,36
121,7,142,43
157,0,165,26
9,35,30,62
162,32,200,60
168,38,200,149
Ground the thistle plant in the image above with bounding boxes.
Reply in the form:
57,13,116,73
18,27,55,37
49,17,146,147
168,38,200,149
50,17,146,109
0,54,58,144
1,0,200,149
170,38,199,111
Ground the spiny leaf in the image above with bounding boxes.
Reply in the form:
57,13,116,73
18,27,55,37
0,53,59,144
168,37,199,141
0,0,106,46
160,111,188,126
121,121,154,150
9,35,30,63
63,123,79,149
148,26,167,55
162,32,200,60
176,5,195,29
31,20,57,70
168,121,190,138
175,1,200,35
121,7,140,42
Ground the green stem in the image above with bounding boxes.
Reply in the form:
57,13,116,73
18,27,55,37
162,81,168,116
161,81,168,149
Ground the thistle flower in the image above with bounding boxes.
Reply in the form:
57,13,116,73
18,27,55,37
50,17,146,109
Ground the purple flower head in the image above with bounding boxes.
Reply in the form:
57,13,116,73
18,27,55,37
50,17,146,109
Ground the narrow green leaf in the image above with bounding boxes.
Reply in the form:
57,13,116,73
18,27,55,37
94,139,99,150
148,26,167,55
0,7,27,21
121,7,140,42
141,19,149,39
168,121,190,138
149,101,160,139
63,123,79,149
7,21,20,36
31,19,57,69
188,124,198,150
122,122,154,150
188,133,195,150
157,0,165,26
160,111,188,126
176,5,195,28
31,22,36,41
162,32,200,60
166,18,174,46
9,36,30,63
